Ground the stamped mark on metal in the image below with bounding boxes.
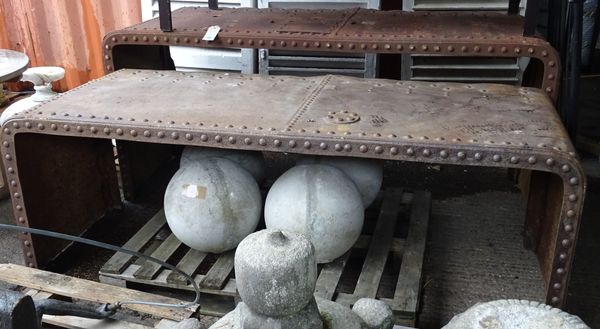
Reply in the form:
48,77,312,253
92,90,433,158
324,110,360,124
370,115,388,127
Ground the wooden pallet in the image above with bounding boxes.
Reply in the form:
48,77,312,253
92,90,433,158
99,188,431,326
0,263,196,328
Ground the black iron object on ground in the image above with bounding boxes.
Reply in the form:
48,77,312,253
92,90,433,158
0,288,116,329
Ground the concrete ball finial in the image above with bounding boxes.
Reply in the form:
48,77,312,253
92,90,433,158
164,158,262,253
264,164,364,263
234,229,318,317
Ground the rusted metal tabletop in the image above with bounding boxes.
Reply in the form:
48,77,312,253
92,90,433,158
104,8,561,101
0,69,585,309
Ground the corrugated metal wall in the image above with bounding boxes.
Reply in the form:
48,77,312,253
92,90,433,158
0,0,141,90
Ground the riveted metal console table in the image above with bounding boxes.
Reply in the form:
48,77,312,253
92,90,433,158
103,7,561,102
0,69,585,309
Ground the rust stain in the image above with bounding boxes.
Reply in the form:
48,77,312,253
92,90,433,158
82,0,104,81
0,2,11,49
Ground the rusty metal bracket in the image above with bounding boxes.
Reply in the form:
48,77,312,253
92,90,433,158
158,0,172,32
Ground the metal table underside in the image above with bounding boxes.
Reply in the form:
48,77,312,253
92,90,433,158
0,70,585,309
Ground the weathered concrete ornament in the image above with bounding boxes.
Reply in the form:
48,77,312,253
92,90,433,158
1,66,65,125
298,156,383,207
173,318,204,329
164,157,262,253
235,229,318,318
443,299,590,329
180,146,266,182
209,229,394,329
264,164,364,263
352,298,394,329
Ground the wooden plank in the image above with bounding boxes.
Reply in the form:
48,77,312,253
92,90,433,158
101,264,238,296
353,188,404,298
42,315,154,329
25,289,55,302
354,235,405,253
167,249,207,284
134,233,182,280
0,264,197,321
392,191,431,315
101,210,166,274
314,251,351,300
200,250,235,290
195,294,237,317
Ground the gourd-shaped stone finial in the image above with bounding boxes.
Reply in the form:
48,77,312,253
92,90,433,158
235,229,318,318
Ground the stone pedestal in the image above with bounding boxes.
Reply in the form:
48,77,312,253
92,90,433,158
443,300,590,329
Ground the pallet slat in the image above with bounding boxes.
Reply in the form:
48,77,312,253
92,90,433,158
392,191,431,315
167,249,208,284
98,189,430,324
353,188,404,299
0,264,197,321
101,210,166,274
134,233,182,280
314,251,351,300
200,250,235,290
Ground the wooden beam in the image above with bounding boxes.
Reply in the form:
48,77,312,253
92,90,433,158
0,264,197,321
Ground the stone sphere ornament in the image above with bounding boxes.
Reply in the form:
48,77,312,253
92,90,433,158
264,164,364,263
298,156,383,207
164,157,262,253
180,146,266,182
443,299,590,329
